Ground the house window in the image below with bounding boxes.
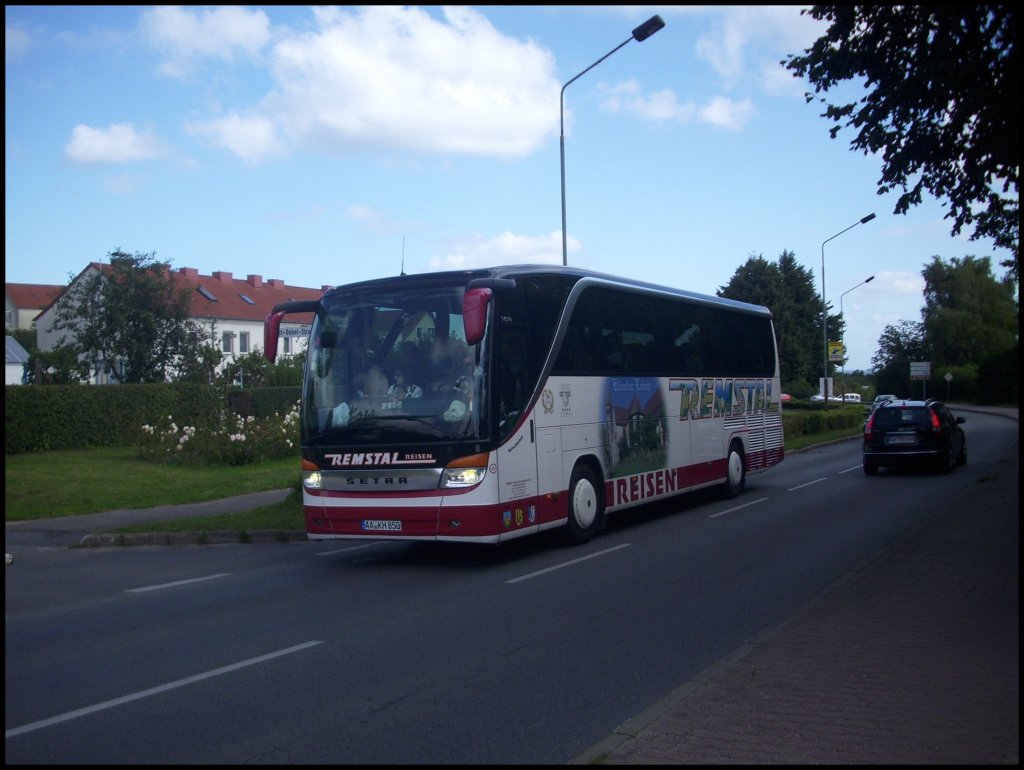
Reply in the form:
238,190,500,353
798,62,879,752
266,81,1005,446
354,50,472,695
239,332,250,354
222,332,234,353
283,336,293,354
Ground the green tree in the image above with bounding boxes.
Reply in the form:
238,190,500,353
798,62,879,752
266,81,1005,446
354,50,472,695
920,255,1018,368
264,351,306,387
50,249,213,384
871,320,929,398
28,342,85,384
784,6,1018,282
219,350,271,389
9,328,36,354
718,250,824,392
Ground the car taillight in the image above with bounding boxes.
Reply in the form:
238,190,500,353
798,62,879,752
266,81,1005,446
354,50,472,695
930,409,942,432
864,414,875,433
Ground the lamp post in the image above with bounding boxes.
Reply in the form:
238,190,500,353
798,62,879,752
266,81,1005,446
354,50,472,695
821,212,875,403
839,275,875,397
560,15,665,266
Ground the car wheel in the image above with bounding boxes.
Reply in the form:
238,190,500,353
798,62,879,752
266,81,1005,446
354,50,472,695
956,441,967,466
863,460,878,476
940,444,956,474
722,442,746,498
561,464,604,546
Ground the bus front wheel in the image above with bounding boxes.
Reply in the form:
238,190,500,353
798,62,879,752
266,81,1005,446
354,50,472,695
722,442,746,499
562,464,604,546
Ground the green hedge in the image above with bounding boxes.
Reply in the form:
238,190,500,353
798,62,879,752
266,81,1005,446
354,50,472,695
781,404,866,438
5,384,301,454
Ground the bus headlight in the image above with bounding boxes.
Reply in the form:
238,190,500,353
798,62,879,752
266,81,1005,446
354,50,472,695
301,458,322,490
440,452,489,488
302,470,323,490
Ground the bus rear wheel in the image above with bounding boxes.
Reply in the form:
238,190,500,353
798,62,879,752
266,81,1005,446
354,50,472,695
561,464,604,546
722,442,746,499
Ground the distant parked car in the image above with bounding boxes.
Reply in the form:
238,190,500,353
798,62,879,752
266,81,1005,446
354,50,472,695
809,394,825,403
780,393,793,402
842,392,862,403
867,394,899,418
863,398,966,475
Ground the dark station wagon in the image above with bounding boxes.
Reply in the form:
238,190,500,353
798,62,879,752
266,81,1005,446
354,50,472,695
863,399,967,475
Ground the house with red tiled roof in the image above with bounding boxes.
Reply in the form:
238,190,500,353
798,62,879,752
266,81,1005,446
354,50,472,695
31,264,327,384
5,283,63,331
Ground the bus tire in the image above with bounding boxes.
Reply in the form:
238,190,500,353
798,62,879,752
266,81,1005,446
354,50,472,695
722,442,746,499
561,464,604,546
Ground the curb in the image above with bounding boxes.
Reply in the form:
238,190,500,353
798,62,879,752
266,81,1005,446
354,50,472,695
75,529,307,548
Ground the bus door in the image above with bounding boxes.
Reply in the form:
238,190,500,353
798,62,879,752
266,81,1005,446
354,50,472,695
494,324,545,533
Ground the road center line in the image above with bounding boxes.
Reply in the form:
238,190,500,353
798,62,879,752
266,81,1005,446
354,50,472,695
505,543,632,584
788,477,828,491
708,497,769,519
839,465,863,474
5,641,323,740
126,573,230,593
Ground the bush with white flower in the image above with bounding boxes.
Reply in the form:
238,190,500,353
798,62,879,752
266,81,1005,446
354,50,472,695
139,402,300,466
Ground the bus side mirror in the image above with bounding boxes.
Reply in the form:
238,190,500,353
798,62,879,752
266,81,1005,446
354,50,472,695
463,288,492,346
264,311,285,362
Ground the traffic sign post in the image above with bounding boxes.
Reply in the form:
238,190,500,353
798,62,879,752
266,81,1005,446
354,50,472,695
911,361,931,399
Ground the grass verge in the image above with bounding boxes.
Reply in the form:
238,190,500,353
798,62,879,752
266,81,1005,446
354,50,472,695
4,446,299,522
7,424,865,535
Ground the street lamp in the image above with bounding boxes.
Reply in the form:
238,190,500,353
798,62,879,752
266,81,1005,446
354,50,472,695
560,14,665,266
821,212,875,403
839,275,875,397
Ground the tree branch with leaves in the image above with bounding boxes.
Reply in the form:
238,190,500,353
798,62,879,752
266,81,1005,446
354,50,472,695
784,6,1018,282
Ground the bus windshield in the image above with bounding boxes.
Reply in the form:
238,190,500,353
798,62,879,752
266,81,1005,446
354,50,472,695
303,283,488,445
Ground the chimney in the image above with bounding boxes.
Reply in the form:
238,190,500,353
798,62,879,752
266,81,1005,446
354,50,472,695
179,267,199,277
268,278,285,288
213,271,233,282
247,274,263,289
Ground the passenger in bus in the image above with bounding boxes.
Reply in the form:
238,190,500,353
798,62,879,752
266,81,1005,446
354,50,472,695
603,331,627,371
387,369,423,400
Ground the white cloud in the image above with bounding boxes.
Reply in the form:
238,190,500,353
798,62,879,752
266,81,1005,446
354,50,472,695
63,123,168,164
698,96,755,131
185,113,284,164
601,80,697,124
5,25,32,62
251,6,559,160
601,80,752,131
428,230,568,271
873,270,926,297
695,6,822,88
140,5,272,78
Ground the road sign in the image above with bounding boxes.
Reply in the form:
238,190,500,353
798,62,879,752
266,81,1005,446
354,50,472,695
910,361,931,380
828,341,845,362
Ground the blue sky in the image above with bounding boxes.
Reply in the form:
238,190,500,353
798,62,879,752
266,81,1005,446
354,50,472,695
5,6,1008,373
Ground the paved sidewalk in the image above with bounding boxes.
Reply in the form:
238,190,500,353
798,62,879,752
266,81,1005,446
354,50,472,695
576,409,1019,765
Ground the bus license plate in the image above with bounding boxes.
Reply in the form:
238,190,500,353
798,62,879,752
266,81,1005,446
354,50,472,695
362,520,402,532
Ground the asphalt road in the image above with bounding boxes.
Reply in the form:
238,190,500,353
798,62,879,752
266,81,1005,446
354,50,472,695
5,407,1017,763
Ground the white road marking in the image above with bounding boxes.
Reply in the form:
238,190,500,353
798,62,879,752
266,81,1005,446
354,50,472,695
5,641,323,739
505,543,633,584
125,573,230,593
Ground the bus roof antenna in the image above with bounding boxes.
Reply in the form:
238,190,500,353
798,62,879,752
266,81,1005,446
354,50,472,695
401,236,406,276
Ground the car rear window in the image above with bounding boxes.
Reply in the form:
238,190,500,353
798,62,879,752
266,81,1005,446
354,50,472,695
874,407,932,429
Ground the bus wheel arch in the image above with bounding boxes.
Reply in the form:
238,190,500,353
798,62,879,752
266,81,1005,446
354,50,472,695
561,460,605,546
723,439,746,498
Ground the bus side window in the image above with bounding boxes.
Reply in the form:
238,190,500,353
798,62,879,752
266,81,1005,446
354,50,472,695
498,326,529,437
679,342,703,376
